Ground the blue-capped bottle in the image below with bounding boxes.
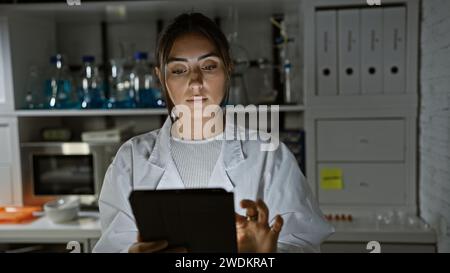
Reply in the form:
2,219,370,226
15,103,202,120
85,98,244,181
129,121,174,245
130,52,165,108
43,54,76,109
78,55,105,109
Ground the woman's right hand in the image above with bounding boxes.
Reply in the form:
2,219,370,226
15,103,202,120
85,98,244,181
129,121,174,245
128,234,187,253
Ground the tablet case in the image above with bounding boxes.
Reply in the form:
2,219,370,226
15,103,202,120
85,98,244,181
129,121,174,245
129,188,237,253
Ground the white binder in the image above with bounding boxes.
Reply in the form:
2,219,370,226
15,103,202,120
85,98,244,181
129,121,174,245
316,10,338,96
361,8,383,94
338,9,361,95
383,7,406,94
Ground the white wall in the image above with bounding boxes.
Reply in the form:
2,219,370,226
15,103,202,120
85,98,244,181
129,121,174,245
419,0,450,253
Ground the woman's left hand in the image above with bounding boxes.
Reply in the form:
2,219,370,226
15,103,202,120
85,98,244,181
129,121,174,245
235,199,284,253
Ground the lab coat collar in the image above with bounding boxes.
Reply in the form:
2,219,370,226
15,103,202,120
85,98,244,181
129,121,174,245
147,116,172,169
140,116,246,191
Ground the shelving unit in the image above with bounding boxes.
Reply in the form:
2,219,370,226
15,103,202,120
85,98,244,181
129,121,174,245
0,0,420,214
0,0,305,205
14,108,168,117
13,104,305,117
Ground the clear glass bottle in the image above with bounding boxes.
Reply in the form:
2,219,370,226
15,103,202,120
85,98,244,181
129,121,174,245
78,55,105,109
283,59,295,104
107,59,135,109
257,69,278,105
43,54,75,109
24,66,43,109
130,52,165,108
228,73,248,105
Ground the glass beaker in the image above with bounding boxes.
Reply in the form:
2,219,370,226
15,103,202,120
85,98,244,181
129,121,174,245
258,70,278,105
228,73,249,105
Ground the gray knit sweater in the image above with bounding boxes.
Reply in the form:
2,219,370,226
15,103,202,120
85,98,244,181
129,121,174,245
170,135,223,188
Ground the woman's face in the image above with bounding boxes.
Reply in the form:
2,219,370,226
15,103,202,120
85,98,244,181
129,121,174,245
160,32,226,112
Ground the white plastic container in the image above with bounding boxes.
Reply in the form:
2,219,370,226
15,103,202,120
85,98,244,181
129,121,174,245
44,196,80,223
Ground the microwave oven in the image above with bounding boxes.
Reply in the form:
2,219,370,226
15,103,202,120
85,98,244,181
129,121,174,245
21,142,120,207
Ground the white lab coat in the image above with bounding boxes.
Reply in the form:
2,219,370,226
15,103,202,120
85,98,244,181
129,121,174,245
93,117,334,253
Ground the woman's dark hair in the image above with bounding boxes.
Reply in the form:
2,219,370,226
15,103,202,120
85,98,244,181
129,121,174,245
155,12,233,115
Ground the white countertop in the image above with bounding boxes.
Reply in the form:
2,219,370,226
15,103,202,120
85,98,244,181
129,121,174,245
325,217,436,244
0,211,101,242
0,212,436,245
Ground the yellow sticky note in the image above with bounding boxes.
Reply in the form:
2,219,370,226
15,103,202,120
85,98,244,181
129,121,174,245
320,168,344,190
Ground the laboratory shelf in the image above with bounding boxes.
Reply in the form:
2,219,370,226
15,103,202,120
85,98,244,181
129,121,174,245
13,105,305,117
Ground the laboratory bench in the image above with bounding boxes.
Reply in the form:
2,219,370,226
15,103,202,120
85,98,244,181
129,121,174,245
0,211,101,253
322,216,437,253
0,211,437,253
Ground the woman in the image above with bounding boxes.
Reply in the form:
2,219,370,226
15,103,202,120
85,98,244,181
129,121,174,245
93,13,333,253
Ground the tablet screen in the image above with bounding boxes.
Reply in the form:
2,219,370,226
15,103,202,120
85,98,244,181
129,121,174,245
129,188,237,253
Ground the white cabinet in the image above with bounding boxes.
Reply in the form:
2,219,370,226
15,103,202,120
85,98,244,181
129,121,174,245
304,0,419,215
0,118,21,205
0,16,21,205
316,119,408,206
317,119,405,162
318,163,406,205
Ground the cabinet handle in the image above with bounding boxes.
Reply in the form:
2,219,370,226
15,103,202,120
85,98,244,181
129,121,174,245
359,182,369,188
359,137,369,144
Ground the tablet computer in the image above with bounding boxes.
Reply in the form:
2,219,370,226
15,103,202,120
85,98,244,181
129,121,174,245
129,188,237,253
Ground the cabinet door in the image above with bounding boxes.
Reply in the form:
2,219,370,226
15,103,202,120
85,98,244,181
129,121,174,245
0,166,12,204
0,122,13,204
0,118,21,205
317,119,405,162
0,122,12,164
318,163,406,205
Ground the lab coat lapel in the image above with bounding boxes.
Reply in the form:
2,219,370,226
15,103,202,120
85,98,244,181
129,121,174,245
135,116,247,191
208,122,246,193
134,117,184,190
208,127,251,216
155,160,185,190
208,153,235,192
